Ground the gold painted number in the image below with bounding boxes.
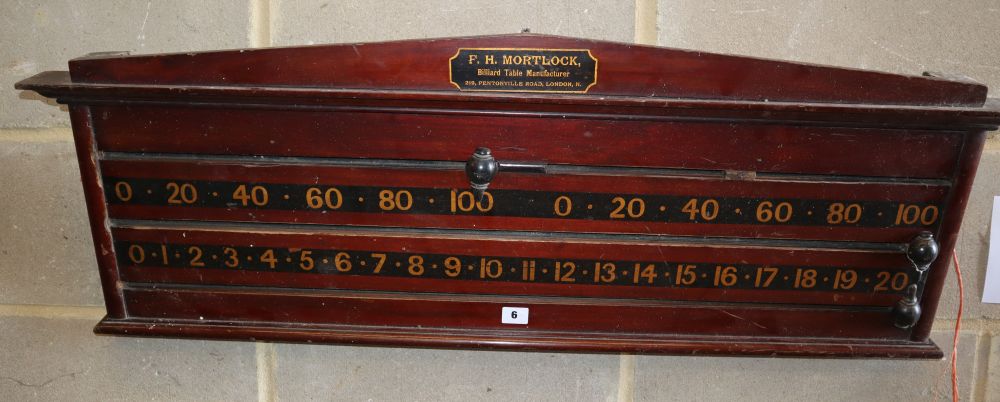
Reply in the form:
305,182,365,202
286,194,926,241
593,262,617,283
451,190,494,213
444,257,462,277
187,246,205,267
681,198,719,221
553,196,573,217
754,266,778,288
894,204,939,226
370,253,386,274
114,181,133,202
298,250,314,271
160,245,169,265
675,264,697,286
793,268,817,289
335,252,352,272
521,260,537,281
610,197,645,219
232,184,269,207
305,187,343,209
827,203,862,224
632,263,657,284
260,249,277,269
555,261,576,282
832,269,858,290
127,244,145,264
407,255,425,276
755,201,792,223
379,190,413,211
713,265,738,287
874,271,909,292
479,258,503,279
166,182,197,205
223,247,239,268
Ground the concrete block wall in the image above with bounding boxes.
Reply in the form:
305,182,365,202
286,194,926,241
1,1,998,400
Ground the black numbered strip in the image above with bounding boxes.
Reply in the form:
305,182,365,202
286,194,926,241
117,241,916,294
106,177,943,228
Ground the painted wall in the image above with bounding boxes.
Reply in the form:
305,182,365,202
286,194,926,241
2,1,999,400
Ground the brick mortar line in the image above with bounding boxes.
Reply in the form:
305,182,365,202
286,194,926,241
972,332,991,402
985,138,1000,151
633,0,657,45
0,304,105,320
256,342,278,402
934,318,1000,334
617,354,636,402
249,0,272,48
0,127,73,142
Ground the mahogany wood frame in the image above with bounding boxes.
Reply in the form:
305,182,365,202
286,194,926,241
16,34,1000,358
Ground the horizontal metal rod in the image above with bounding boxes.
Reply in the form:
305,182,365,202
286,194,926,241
101,151,949,186
111,218,907,253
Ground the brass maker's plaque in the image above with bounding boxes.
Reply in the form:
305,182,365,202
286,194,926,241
449,48,598,93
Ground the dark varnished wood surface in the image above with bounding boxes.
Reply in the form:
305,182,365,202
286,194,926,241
16,72,1000,131
15,34,1000,357
90,105,968,178
118,286,908,340
912,131,988,340
67,34,986,107
69,106,125,318
94,317,943,359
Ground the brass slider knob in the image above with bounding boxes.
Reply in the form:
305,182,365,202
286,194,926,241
906,231,939,272
465,147,499,203
891,284,922,329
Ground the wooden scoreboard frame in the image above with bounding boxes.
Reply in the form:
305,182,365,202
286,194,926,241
15,34,1000,358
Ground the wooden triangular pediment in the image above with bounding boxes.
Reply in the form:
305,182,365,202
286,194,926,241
43,34,991,106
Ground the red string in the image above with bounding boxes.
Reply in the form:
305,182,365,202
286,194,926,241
952,252,963,402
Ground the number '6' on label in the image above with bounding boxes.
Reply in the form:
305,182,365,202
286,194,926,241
501,307,529,325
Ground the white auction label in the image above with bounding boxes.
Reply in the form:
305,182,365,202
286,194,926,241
982,196,1000,303
501,307,529,324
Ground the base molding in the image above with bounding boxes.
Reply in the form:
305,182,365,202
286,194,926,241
94,317,943,359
